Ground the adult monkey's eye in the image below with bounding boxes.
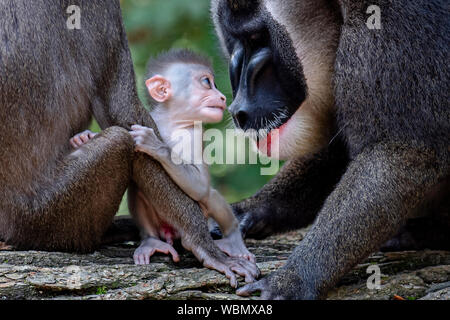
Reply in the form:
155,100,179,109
201,77,212,89
250,33,261,41
248,30,268,49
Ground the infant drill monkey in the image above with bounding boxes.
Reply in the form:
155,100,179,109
70,49,254,266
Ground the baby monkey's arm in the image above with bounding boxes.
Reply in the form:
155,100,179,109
205,189,239,236
130,125,210,203
131,125,254,262
205,190,255,262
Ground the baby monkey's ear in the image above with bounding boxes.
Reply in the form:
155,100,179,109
145,75,172,103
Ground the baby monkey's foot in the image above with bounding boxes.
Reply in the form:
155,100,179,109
133,237,180,265
215,230,255,263
70,130,97,148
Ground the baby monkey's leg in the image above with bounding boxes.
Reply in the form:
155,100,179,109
206,189,255,262
130,189,180,265
70,131,180,264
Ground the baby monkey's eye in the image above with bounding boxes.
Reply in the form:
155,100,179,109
201,77,212,89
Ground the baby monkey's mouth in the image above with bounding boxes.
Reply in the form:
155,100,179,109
207,105,225,111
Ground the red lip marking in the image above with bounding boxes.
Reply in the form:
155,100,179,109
257,121,288,156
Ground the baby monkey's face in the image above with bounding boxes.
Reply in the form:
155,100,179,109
146,63,227,124
184,67,227,123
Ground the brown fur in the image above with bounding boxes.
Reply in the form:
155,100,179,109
0,0,223,264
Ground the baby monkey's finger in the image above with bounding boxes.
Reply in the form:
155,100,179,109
132,125,156,137
166,246,180,263
69,138,78,149
73,136,83,147
129,129,144,136
134,254,144,265
79,134,89,143
131,124,148,131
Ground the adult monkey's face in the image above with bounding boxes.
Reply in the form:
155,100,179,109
211,0,342,159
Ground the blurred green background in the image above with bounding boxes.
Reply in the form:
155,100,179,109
92,0,279,214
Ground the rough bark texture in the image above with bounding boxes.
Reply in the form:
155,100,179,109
0,230,448,300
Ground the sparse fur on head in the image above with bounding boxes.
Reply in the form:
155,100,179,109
144,49,213,109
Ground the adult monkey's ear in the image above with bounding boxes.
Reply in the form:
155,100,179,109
145,75,172,103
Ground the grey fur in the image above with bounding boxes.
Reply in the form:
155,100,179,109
212,0,449,299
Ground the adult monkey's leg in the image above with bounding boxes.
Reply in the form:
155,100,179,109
237,143,448,299
2,127,134,252
381,180,450,251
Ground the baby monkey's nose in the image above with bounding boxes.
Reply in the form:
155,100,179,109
218,91,226,103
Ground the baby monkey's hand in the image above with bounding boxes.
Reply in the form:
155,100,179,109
130,125,166,159
70,130,97,148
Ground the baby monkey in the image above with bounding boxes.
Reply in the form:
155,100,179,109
71,49,254,266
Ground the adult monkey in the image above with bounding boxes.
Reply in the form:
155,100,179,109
0,0,257,284
212,0,449,299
